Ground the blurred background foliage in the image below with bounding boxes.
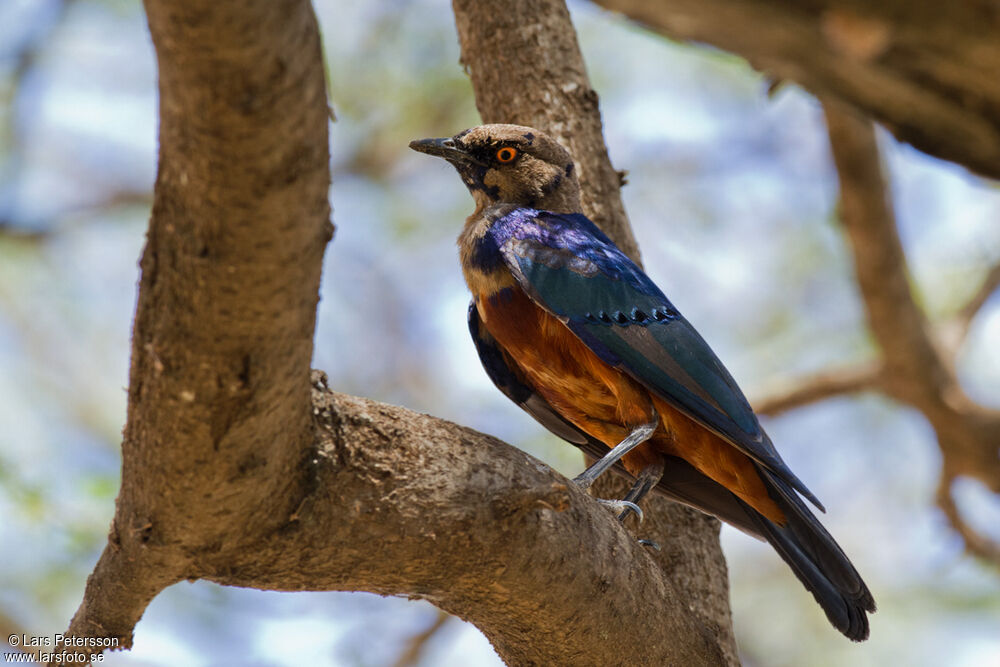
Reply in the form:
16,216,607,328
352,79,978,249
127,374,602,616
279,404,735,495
1,0,999,665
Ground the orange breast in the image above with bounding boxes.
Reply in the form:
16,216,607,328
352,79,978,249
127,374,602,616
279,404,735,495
477,286,656,445
477,284,785,524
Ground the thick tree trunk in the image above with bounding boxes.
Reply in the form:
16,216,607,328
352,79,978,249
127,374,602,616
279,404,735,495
66,0,332,652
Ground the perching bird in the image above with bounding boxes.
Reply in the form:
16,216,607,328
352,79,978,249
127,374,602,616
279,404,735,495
410,124,875,641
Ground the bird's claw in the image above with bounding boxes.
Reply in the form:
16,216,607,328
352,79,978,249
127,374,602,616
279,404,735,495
596,499,659,549
596,498,643,523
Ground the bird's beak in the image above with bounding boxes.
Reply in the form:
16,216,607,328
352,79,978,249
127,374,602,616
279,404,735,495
409,137,484,166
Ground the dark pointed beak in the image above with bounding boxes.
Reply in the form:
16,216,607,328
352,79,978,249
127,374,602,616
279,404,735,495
409,137,484,166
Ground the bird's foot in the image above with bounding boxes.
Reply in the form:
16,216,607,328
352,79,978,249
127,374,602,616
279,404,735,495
596,499,659,549
596,498,643,523
591,495,659,549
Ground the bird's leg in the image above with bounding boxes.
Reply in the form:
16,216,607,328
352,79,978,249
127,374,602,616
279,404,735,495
573,418,659,521
574,418,659,490
616,459,665,522
613,461,668,549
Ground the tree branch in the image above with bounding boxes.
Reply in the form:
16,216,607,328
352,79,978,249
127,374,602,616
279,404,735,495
937,475,1000,567
953,260,1000,341
392,610,451,667
823,99,950,405
270,378,724,666
753,362,883,417
589,0,1000,180
822,98,1000,567
73,363,730,667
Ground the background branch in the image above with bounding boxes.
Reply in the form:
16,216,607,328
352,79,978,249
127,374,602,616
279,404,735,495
753,362,883,417
822,98,1000,567
954,261,1000,340
589,0,1000,180
937,477,1000,565
392,610,451,667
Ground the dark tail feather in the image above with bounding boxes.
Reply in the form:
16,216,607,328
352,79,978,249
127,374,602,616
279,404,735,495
646,456,875,640
743,467,876,641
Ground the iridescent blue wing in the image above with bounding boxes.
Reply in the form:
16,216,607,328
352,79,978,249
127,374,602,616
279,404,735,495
491,208,823,510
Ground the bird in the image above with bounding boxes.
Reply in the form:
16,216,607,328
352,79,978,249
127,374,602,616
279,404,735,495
409,123,875,641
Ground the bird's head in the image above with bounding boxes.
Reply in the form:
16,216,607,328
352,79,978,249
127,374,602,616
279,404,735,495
409,124,581,213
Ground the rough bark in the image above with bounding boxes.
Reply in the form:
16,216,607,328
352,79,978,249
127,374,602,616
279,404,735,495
61,1,735,665
589,0,1000,181
210,376,726,667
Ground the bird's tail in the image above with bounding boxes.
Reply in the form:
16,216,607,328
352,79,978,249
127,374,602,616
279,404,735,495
649,456,875,640
743,466,876,641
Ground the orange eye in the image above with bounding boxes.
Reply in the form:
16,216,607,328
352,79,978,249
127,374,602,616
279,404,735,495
496,147,518,163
